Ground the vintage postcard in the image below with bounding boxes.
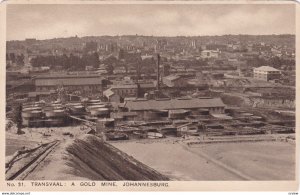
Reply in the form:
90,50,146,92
0,0,298,192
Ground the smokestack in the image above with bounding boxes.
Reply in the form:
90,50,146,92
157,54,160,90
136,59,141,98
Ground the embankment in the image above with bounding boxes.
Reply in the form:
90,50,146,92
21,135,169,180
64,135,169,180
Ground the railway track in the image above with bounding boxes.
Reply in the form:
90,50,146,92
6,140,60,180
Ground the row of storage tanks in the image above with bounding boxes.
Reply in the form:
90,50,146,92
22,101,66,127
21,100,112,127
67,99,110,121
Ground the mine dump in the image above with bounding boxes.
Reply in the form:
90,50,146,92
6,34,295,181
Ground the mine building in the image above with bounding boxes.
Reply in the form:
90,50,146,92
34,74,104,92
253,66,281,81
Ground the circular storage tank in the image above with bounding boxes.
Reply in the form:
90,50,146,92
45,109,65,117
87,100,101,103
43,106,55,111
30,110,43,118
22,102,44,108
67,103,82,107
22,110,43,118
70,106,84,111
22,104,35,109
53,106,64,110
86,105,106,111
86,103,103,107
70,105,85,113
86,100,101,106
90,108,109,116
22,107,42,112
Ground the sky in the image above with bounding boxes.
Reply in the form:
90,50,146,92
6,4,295,41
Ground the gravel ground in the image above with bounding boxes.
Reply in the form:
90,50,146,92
112,139,295,180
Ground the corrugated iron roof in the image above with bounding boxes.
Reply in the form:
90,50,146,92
110,83,155,89
254,66,280,72
35,77,102,86
124,98,225,111
35,74,101,78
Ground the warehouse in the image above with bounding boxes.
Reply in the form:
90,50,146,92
34,74,104,92
122,98,226,117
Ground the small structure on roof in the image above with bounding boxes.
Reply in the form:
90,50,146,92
103,88,121,103
162,74,186,88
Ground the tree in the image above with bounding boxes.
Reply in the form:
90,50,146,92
16,54,25,66
107,63,114,74
91,52,100,68
9,53,16,63
11,103,23,134
269,56,281,69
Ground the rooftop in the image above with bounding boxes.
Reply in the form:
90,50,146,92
110,83,155,89
163,75,181,81
103,89,115,98
123,98,226,111
35,74,102,79
35,77,103,86
254,66,280,72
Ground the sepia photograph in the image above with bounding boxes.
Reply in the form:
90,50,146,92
2,0,298,190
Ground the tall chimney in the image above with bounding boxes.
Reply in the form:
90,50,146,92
136,62,140,98
157,54,160,90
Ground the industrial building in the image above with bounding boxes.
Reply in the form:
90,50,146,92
34,74,104,92
122,98,226,116
253,66,281,81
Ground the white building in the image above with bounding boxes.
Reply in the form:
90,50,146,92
253,66,281,81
